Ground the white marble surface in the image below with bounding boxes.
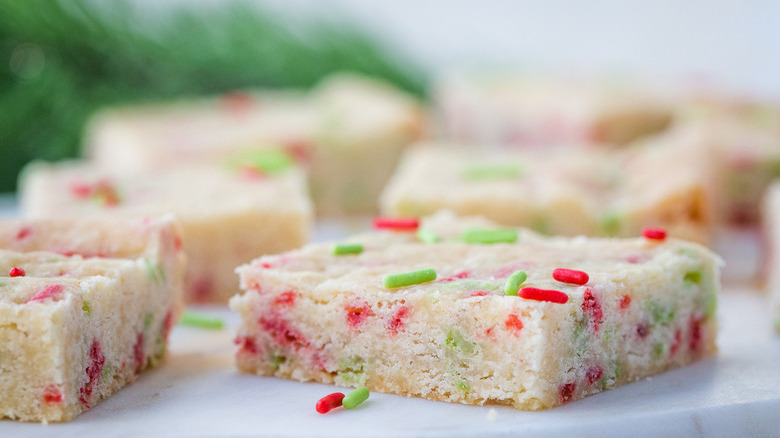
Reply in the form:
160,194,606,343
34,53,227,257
1,290,777,438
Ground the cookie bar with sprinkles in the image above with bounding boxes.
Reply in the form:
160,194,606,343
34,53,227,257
19,160,312,303
674,100,780,224
231,211,721,410
0,244,180,421
434,72,672,147
380,141,713,244
85,74,425,215
0,216,185,304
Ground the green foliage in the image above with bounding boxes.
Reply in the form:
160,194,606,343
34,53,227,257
0,0,425,193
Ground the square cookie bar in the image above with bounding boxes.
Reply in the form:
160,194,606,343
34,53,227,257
435,73,672,147
0,249,179,422
763,182,780,332
19,160,312,303
0,215,185,303
675,101,780,224
380,142,713,244
231,212,720,410
85,74,424,215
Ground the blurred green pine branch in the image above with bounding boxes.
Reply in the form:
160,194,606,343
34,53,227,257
0,0,426,193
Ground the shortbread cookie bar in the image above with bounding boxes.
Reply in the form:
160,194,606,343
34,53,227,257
675,101,780,224
0,215,185,307
435,73,672,146
85,74,424,215
380,142,713,244
0,250,177,422
231,212,720,410
19,160,312,303
763,182,780,332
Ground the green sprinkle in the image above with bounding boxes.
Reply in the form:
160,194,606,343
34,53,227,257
338,356,366,385
455,379,471,394
462,228,518,244
101,364,113,380
227,148,294,174
684,270,702,283
383,268,436,289
342,387,370,409
645,301,676,325
653,342,665,358
503,270,528,296
416,228,440,244
82,300,92,316
143,312,154,330
332,243,364,255
270,353,286,371
445,329,476,356
144,260,166,284
462,163,522,180
599,210,623,236
178,310,224,330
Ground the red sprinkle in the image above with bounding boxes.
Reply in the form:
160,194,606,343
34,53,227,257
642,227,667,241
42,384,63,404
504,314,524,334
636,322,650,339
221,92,254,114
372,216,419,231
670,329,682,356
345,300,375,329
133,332,145,374
619,294,632,310
79,339,105,408
518,287,569,304
274,290,297,307
437,271,470,283
28,284,65,303
69,181,93,198
316,392,345,414
581,288,604,332
469,290,490,297
386,306,410,336
585,366,604,386
259,316,309,351
552,268,589,285
15,227,32,241
559,382,577,404
234,336,260,356
689,315,704,352
9,266,25,277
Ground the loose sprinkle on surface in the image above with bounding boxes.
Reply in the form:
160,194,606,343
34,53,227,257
383,269,436,289
373,217,419,230
332,243,364,255
518,287,569,304
503,270,528,296
342,387,370,409
552,268,589,285
9,267,25,277
416,228,440,243
178,310,224,330
462,228,518,244
642,227,667,241
316,392,345,414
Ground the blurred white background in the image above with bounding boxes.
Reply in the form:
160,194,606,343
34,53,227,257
257,0,780,97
